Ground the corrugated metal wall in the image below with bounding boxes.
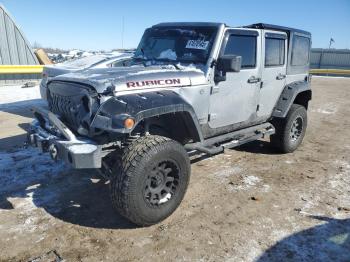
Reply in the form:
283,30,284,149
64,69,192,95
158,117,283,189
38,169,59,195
311,48,350,70
0,4,40,85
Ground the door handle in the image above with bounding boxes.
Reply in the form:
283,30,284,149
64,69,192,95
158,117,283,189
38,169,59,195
276,73,286,80
247,76,261,84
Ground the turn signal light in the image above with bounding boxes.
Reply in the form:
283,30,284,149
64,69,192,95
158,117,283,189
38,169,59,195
124,118,135,129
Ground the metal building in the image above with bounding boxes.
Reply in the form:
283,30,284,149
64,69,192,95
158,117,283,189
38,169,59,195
311,48,350,70
0,4,39,85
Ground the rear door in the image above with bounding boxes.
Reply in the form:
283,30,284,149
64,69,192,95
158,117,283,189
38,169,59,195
208,29,262,129
258,30,287,118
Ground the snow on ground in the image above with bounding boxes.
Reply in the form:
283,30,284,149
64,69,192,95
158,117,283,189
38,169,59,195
0,147,67,198
0,146,71,241
0,84,65,214
0,84,41,105
311,102,338,115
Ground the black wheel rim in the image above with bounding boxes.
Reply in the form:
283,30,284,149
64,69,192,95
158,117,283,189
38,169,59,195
290,116,303,142
144,160,180,206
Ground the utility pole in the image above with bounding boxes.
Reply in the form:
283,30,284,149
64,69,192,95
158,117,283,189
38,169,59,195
329,38,334,49
326,38,334,76
319,38,335,73
121,16,125,50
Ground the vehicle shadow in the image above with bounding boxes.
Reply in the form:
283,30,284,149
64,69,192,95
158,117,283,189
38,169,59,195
0,147,136,230
233,140,280,155
0,133,28,151
32,170,136,229
0,120,33,151
0,99,46,118
0,99,137,229
0,99,45,150
257,216,350,262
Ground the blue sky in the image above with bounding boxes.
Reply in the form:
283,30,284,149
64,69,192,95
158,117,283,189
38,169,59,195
1,0,349,50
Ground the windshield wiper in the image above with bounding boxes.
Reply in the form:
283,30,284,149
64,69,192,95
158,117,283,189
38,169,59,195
156,58,181,70
131,56,150,67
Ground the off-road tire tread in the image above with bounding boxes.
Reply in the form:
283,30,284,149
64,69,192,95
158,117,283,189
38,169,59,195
110,135,189,226
271,104,307,153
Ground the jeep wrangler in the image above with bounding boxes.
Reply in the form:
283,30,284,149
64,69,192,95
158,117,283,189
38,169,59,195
28,22,312,226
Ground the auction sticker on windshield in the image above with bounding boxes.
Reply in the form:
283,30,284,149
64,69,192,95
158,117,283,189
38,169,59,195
186,40,209,50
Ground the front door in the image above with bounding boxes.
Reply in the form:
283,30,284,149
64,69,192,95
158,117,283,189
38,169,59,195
208,29,261,129
258,30,287,118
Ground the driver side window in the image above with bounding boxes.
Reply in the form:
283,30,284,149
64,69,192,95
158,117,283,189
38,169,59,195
224,34,257,69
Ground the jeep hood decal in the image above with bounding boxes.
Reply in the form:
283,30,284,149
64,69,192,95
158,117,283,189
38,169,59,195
51,65,207,93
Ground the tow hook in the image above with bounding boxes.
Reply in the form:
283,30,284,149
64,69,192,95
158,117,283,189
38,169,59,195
49,144,58,161
28,133,36,146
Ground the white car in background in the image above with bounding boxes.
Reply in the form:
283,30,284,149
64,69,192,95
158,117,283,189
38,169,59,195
40,53,133,100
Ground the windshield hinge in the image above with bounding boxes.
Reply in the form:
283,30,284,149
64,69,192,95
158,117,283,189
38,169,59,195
260,81,264,89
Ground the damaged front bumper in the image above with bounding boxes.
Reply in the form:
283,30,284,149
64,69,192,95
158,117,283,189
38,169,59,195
28,106,102,169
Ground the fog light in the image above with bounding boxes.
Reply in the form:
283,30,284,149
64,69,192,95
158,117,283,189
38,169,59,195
124,118,135,129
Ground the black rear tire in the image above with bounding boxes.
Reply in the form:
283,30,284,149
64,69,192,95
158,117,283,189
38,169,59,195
270,104,307,153
110,135,190,226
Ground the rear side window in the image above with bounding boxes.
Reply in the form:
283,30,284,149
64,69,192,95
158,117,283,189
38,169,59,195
265,38,285,67
291,36,310,66
224,35,256,68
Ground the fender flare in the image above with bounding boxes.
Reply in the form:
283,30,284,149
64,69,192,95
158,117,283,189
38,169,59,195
91,90,204,142
272,81,312,118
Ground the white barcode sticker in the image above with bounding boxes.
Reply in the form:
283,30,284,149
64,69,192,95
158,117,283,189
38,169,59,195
185,40,209,50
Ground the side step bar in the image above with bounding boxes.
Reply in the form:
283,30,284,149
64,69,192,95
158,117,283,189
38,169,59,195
185,123,275,155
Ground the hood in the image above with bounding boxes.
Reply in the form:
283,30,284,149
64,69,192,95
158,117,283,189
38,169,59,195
44,54,133,78
50,65,207,93
43,65,76,78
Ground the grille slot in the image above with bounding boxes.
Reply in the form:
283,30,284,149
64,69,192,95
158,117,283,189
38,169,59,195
47,81,97,133
49,92,81,128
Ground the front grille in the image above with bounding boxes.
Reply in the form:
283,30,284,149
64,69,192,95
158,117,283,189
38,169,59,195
47,81,98,133
49,92,81,128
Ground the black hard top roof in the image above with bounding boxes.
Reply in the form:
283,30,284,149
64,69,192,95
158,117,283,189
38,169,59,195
153,22,224,28
152,22,311,37
244,23,311,36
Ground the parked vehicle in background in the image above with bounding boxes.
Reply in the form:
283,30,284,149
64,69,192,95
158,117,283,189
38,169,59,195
29,22,312,226
39,53,133,99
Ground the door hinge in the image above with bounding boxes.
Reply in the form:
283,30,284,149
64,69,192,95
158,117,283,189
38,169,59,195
210,86,220,94
208,113,218,121
256,104,260,111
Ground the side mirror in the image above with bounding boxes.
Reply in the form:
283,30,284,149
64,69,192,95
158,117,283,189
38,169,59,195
217,55,242,72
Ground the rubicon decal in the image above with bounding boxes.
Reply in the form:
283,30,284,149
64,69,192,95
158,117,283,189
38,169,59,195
126,78,182,88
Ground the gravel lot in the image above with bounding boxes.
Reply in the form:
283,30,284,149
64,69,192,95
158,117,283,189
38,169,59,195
0,77,349,262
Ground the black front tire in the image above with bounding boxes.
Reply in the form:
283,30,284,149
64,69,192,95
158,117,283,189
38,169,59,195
110,135,191,226
270,104,307,153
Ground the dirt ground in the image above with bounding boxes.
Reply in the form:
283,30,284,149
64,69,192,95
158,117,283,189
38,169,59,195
0,77,349,262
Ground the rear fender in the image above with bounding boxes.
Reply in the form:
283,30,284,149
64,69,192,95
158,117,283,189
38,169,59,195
272,81,312,118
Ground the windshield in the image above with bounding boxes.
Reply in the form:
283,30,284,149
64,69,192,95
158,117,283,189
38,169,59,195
134,26,217,64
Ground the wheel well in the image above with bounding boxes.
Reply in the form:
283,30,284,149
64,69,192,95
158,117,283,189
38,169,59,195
133,112,201,144
293,90,312,109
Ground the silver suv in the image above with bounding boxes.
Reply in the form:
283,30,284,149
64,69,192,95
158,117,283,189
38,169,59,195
28,22,312,226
